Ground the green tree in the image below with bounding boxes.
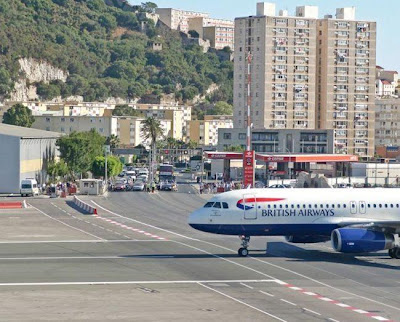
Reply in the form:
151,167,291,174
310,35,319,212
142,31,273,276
112,104,141,116
141,2,157,13
141,117,163,180
0,67,13,96
56,130,105,176
47,160,68,181
106,134,120,150
224,145,245,152
91,155,123,178
207,101,233,115
2,104,35,127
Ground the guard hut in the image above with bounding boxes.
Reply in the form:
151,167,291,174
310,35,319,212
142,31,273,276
79,179,104,195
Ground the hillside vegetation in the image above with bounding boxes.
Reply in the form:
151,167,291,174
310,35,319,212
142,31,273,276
0,0,233,103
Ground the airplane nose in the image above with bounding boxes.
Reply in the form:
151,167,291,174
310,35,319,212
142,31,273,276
188,209,202,226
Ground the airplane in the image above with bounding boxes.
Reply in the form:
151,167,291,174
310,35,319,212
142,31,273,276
188,188,400,258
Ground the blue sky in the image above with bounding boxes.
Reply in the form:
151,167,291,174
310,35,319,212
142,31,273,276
131,0,400,72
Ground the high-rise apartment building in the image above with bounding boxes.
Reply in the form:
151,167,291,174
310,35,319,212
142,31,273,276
375,98,400,147
233,3,377,157
317,8,376,157
155,8,209,33
234,3,318,131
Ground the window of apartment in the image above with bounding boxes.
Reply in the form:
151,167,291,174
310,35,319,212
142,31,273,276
275,74,286,80
275,55,286,62
46,118,51,122
223,133,232,140
337,40,348,46
70,118,74,122
337,21,349,28
61,117,65,122
275,46,286,52
336,31,349,36
336,76,348,82
238,133,246,140
274,83,286,90
60,127,65,132
335,67,349,74
275,18,287,25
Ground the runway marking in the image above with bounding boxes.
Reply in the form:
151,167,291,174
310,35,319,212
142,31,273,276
0,255,177,261
303,308,321,316
259,290,274,297
50,203,132,240
89,201,395,321
198,283,288,322
29,204,104,241
240,282,253,289
92,212,165,241
328,319,340,322
0,240,168,244
280,299,297,306
0,279,278,287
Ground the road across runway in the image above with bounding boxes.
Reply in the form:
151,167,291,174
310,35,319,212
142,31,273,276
0,182,399,321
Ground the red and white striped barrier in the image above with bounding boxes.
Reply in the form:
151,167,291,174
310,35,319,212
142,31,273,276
73,196,97,215
0,202,24,209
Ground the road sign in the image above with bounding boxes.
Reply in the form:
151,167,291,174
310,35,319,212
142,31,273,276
243,150,255,187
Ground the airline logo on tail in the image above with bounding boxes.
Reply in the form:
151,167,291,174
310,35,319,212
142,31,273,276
236,197,286,210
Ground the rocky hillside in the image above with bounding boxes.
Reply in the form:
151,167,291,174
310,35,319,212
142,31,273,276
0,0,233,103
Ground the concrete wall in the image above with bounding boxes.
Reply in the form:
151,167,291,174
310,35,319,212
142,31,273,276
0,135,20,194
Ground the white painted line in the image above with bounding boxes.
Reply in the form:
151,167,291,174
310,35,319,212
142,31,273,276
372,316,390,321
199,283,287,322
353,309,369,314
320,297,334,302
0,255,176,261
289,286,302,291
336,303,351,308
0,240,167,244
303,292,317,296
259,290,274,297
0,279,278,287
328,318,340,322
30,204,104,241
240,282,254,289
303,308,321,316
274,280,288,285
280,299,297,306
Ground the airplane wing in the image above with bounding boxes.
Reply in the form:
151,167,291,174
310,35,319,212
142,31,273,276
313,217,400,232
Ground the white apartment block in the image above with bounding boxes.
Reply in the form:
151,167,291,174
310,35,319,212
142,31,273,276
234,2,377,157
375,98,400,147
190,115,233,146
234,3,318,131
32,116,117,137
317,10,376,157
376,66,398,97
189,17,235,50
155,8,209,33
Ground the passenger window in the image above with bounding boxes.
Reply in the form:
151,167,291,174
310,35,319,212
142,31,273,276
343,204,347,208
373,204,376,208
204,202,214,208
332,204,335,208
397,204,399,208
352,204,355,208
379,204,382,208
274,205,277,209
326,204,329,208
367,204,370,208
314,204,317,208
268,205,271,209
309,204,312,208
320,204,323,208
285,204,288,208
303,204,306,208
213,202,221,208
279,205,283,209
338,204,341,208
384,204,388,208
390,204,393,208
222,202,229,209
297,204,300,208
291,205,294,209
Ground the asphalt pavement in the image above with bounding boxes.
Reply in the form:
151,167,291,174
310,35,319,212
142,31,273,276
0,174,399,321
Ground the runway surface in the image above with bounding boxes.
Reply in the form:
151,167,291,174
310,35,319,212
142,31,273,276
0,177,399,321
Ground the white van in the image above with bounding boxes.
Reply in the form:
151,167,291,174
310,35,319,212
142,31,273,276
20,179,40,197
138,168,149,176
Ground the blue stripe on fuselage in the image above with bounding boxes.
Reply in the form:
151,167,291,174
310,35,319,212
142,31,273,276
189,223,339,236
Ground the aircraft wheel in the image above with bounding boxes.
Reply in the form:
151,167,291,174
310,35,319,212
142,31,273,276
238,248,249,257
394,247,400,259
389,248,395,258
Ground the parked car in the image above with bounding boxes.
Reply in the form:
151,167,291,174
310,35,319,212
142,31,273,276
132,180,145,191
114,181,126,191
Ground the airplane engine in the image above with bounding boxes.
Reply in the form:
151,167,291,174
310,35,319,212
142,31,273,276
331,228,395,253
285,235,330,244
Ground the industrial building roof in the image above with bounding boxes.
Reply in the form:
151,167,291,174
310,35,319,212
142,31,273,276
0,123,61,139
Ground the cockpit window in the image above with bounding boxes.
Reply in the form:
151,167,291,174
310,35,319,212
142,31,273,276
204,202,215,208
222,202,229,209
213,202,221,209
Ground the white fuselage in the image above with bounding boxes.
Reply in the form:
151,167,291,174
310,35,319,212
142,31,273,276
188,188,400,236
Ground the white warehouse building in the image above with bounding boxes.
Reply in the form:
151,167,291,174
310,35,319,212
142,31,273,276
0,124,61,194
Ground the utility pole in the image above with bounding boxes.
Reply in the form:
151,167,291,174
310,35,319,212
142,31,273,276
104,145,110,192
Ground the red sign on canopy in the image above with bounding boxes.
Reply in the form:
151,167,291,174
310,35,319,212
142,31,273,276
243,150,255,187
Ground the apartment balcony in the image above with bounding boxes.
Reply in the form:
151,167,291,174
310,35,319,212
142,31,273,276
335,105,348,111
334,113,347,119
274,115,286,120
356,51,369,57
273,123,286,129
355,123,368,128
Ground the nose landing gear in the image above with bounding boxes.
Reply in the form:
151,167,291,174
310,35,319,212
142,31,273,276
238,235,250,257
389,247,400,259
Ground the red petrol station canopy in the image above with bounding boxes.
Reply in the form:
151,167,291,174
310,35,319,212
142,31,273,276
204,152,359,163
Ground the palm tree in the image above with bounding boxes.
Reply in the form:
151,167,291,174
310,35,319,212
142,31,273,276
106,134,120,151
141,117,164,182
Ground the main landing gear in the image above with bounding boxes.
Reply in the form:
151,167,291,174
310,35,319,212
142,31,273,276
238,235,250,257
388,247,400,259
